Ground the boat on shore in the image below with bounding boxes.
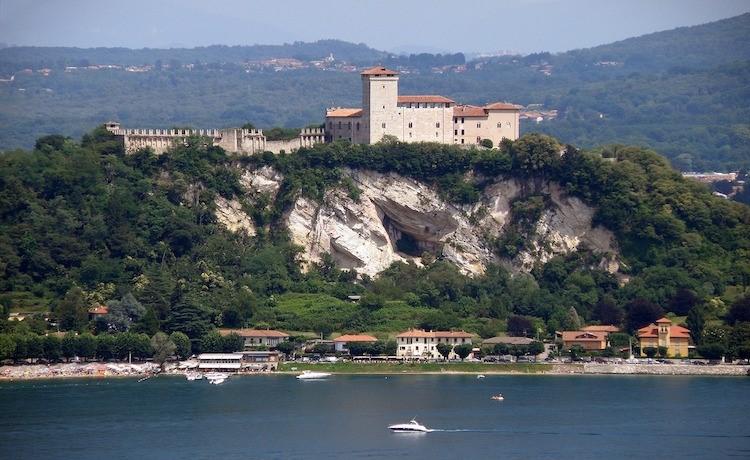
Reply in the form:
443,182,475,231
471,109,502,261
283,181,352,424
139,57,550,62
296,370,332,380
205,372,230,385
388,419,432,433
185,371,203,381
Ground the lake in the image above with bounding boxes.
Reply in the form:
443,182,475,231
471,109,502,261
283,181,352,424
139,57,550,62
1,374,748,459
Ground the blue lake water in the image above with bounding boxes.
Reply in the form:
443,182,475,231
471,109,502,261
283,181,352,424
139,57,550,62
1,374,749,459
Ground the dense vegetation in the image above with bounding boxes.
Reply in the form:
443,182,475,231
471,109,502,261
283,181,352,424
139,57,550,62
1,127,749,360
1,14,749,170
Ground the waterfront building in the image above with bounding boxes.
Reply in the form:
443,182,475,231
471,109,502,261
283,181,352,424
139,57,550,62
395,329,473,359
333,334,378,352
197,353,244,371
560,331,609,351
325,66,520,146
218,329,290,349
637,317,691,357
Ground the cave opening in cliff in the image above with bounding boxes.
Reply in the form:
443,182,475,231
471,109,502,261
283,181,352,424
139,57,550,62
381,213,442,258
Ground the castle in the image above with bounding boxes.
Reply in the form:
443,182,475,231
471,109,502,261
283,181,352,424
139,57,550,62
105,66,520,154
325,66,520,146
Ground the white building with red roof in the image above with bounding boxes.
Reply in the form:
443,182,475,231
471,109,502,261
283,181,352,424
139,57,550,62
326,66,520,147
395,329,473,359
333,334,378,352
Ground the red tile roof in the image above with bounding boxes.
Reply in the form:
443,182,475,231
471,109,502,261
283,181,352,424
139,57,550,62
484,102,522,110
561,331,608,342
361,66,399,76
637,324,691,339
582,325,620,333
397,95,455,104
453,105,487,117
396,329,472,338
326,108,363,118
655,317,673,324
334,334,378,343
88,305,108,315
219,329,289,338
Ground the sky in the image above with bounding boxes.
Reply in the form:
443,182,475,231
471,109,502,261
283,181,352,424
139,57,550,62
0,0,748,54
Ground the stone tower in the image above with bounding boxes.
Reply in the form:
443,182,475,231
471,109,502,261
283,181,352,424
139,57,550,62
361,66,400,144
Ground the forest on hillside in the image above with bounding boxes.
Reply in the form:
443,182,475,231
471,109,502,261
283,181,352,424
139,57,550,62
1,127,749,359
1,14,749,170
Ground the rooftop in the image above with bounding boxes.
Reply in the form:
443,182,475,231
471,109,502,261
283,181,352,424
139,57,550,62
482,336,534,345
581,325,620,333
453,105,487,117
197,353,243,360
560,331,608,342
361,66,399,76
396,329,473,338
637,324,691,339
398,95,455,104
484,102,522,110
326,108,363,118
88,305,108,315
218,329,289,338
334,334,378,342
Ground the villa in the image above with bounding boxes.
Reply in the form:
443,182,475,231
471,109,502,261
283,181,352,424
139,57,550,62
218,329,290,349
333,334,378,352
637,317,691,357
396,329,472,359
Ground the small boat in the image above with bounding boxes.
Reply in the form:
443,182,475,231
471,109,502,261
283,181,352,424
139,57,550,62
388,419,432,433
296,370,332,380
477,374,486,379
185,371,203,381
205,372,230,385
490,394,504,401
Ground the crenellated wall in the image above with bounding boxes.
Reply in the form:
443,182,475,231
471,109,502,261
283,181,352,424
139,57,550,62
104,122,325,155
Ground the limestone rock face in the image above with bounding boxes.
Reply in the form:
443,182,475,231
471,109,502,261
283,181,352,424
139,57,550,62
219,166,620,278
214,196,255,236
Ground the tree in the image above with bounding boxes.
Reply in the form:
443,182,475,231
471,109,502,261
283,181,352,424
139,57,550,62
593,296,624,327
726,295,750,325
0,334,15,361
566,307,582,330
132,333,153,360
625,299,664,332
96,334,116,360
492,343,509,355
56,287,88,331
480,139,493,149
170,332,191,359
657,346,669,358
436,342,452,360
114,332,136,361
454,343,473,361
76,333,97,360
150,332,176,370
512,133,562,175
61,332,78,361
221,333,245,352
311,343,333,355
105,293,146,332
200,331,223,353
275,340,296,357
26,334,44,361
642,347,657,358
667,288,699,316
528,341,545,356
507,315,534,337
43,335,62,361
686,306,706,345
697,343,725,360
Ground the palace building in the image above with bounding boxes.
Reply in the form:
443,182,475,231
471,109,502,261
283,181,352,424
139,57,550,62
325,66,520,146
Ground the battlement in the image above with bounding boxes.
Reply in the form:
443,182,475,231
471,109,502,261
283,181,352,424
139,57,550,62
105,122,323,155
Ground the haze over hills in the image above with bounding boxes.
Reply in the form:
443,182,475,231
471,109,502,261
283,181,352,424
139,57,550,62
0,13,749,170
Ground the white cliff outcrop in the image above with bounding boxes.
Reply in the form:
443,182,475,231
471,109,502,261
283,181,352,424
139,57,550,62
216,166,620,278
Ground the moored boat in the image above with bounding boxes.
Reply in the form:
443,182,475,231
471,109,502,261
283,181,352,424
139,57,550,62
296,370,332,380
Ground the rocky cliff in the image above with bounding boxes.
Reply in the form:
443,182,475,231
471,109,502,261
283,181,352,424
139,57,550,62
218,167,620,278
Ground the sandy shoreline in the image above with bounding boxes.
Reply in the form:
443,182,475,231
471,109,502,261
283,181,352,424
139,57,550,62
1,362,748,381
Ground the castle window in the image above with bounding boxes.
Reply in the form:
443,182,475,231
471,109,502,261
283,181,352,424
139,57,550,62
383,105,386,109
356,122,360,131
408,122,413,128
461,117,465,123
454,129,458,135
461,129,464,135
477,122,481,128
477,136,481,143
454,118,458,123
338,121,341,129
497,122,502,128
436,122,440,128
382,123,386,129
409,132,412,138
461,139,465,144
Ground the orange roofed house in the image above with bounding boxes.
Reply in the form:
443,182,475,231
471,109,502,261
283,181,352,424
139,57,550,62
560,331,609,351
325,66,520,146
638,317,691,357
333,334,378,353
396,329,473,359
219,329,289,350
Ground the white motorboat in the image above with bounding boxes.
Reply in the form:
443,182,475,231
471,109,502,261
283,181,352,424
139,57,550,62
477,374,486,379
296,370,332,380
205,372,230,385
185,371,203,381
490,394,504,401
388,419,432,433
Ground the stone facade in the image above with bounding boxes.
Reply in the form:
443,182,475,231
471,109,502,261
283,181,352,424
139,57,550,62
105,122,324,155
325,66,520,146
